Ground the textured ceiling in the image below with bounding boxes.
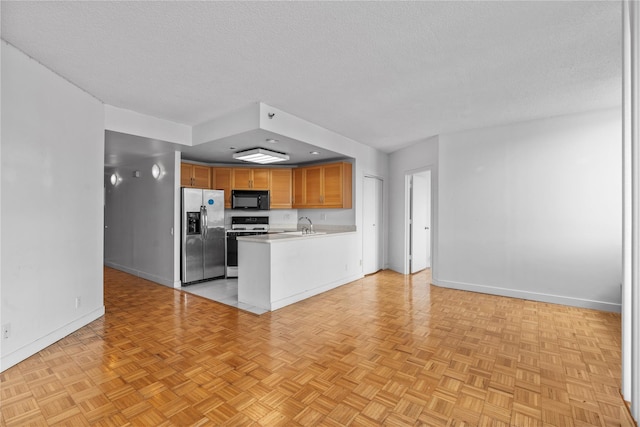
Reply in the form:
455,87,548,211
1,1,622,153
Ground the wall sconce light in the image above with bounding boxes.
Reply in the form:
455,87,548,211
110,173,120,186
151,163,162,180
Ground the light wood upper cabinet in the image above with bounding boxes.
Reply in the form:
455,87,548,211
181,163,211,188
303,166,323,206
212,167,232,208
269,169,292,209
292,162,352,209
251,169,270,189
322,162,351,208
292,168,305,207
232,168,270,190
206,163,351,210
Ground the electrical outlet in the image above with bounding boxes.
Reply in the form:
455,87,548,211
2,323,11,339
75,297,81,309
284,214,290,220
320,213,327,221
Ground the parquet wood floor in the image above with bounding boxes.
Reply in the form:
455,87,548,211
0,267,633,426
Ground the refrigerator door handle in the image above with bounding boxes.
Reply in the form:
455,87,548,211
206,206,210,239
201,205,207,239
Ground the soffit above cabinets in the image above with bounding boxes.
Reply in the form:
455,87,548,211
181,129,344,166
106,103,351,168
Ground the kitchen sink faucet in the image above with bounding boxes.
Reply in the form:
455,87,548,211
299,216,313,234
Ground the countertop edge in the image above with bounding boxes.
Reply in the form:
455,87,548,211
237,230,357,243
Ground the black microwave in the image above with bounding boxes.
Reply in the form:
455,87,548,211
231,190,270,210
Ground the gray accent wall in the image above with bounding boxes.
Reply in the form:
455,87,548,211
104,150,178,287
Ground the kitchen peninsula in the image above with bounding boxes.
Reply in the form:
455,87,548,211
237,230,361,311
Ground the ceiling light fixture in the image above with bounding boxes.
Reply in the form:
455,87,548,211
310,151,320,155
266,138,279,143
233,148,289,164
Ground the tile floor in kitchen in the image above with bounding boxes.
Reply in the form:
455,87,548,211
181,277,269,315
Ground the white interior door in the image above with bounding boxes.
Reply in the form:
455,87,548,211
411,171,431,273
363,176,383,275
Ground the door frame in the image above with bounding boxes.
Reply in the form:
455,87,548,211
404,166,436,276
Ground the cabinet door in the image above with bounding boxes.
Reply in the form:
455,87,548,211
212,168,232,208
342,162,353,209
251,169,270,189
192,165,211,189
180,163,193,187
322,163,344,207
304,166,323,207
232,168,253,190
292,168,306,208
269,169,292,209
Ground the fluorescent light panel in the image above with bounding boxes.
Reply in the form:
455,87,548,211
233,148,289,164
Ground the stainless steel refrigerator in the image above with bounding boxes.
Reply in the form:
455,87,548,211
181,188,225,284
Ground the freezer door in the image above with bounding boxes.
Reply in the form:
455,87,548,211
183,234,204,283
182,188,204,284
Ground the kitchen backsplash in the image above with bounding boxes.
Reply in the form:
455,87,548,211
223,209,355,230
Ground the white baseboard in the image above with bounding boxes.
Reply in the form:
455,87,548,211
433,279,621,313
387,264,405,274
270,273,364,311
0,306,105,372
104,262,175,288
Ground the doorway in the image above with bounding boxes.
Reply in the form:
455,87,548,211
406,170,432,274
363,176,383,275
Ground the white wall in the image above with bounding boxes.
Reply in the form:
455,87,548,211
436,109,622,311
388,136,439,273
104,150,178,287
1,42,105,371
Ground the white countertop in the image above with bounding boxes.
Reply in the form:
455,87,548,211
237,230,356,243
